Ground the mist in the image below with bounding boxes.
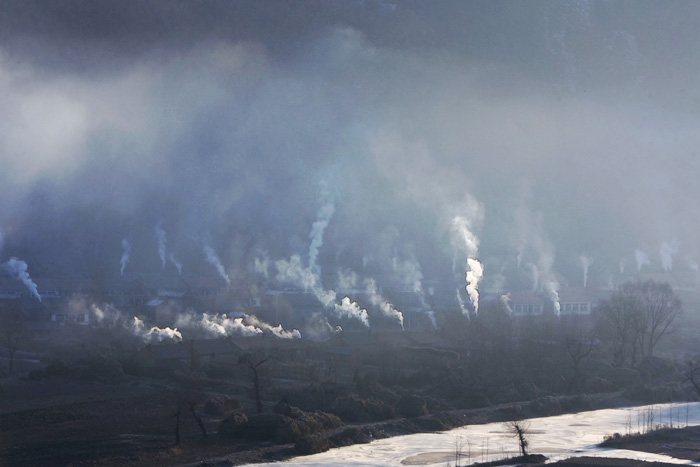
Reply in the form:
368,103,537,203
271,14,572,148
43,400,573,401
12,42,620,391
2,1,700,305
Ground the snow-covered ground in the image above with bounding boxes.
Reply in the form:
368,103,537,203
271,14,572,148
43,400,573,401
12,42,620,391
245,402,700,466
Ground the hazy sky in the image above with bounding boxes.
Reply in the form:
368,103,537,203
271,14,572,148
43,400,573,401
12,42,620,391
2,1,700,295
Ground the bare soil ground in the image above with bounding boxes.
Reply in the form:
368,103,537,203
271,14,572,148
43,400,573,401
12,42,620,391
599,425,700,463
2,367,700,467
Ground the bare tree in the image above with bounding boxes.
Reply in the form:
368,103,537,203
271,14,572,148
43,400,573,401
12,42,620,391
600,280,681,366
506,419,531,457
173,370,208,445
632,280,682,356
687,360,700,397
0,302,28,375
560,315,597,392
240,351,274,414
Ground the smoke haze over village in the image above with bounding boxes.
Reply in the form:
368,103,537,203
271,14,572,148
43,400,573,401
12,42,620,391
2,1,700,316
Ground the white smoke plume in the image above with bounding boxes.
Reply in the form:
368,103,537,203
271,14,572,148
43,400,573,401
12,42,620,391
132,317,182,343
545,281,560,315
0,228,4,258
120,238,131,276
362,255,372,269
365,278,404,329
452,215,482,313
426,310,437,329
90,303,122,326
177,312,262,337
500,292,513,315
465,258,483,313
203,244,231,286
155,221,167,269
308,181,335,278
529,263,540,291
635,249,650,271
452,216,479,258
579,255,592,287
254,255,270,278
619,260,625,274
688,259,699,272
392,254,427,309
337,269,358,291
174,309,299,340
303,313,342,341
516,246,524,269
659,239,679,272
3,257,41,301
456,288,469,316
168,252,183,275
245,314,302,339
276,254,337,306
334,296,369,327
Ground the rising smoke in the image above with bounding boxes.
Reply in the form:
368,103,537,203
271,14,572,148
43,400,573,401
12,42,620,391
635,249,651,272
2,3,700,333
132,317,182,343
203,244,231,287
155,221,167,269
120,238,131,276
3,257,41,301
579,255,592,288
659,239,679,272
308,181,335,279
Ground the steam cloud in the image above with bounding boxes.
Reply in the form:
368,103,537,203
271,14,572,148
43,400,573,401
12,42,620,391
3,257,41,301
203,244,231,286
120,238,131,276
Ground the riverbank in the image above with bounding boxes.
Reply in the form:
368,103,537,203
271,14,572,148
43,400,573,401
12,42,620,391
191,391,648,466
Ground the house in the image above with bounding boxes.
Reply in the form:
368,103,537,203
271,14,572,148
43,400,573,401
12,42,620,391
508,290,544,316
558,287,592,315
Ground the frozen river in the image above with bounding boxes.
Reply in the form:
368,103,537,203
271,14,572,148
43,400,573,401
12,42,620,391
245,402,700,466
